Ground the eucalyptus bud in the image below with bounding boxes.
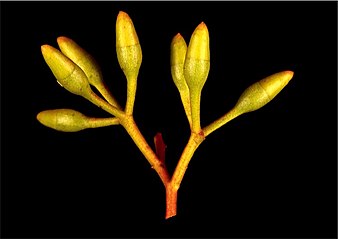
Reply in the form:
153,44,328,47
37,109,119,132
184,22,210,132
116,11,142,115
41,45,92,98
184,22,210,92
116,11,142,78
170,33,192,127
234,71,294,114
57,36,121,109
203,71,294,137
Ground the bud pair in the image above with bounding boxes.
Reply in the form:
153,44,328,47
171,22,210,132
41,37,121,109
41,44,92,98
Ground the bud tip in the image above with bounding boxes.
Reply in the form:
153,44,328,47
57,36,70,45
41,44,53,55
36,112,42,122
285,70,294,78
197,22,208,31
174,33,183,40
117,11,130,20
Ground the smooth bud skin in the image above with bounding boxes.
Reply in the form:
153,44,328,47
57,36,103,88
41,45,91,97
170,34,192,126
171,33,188,92
116,11,142,80
57,37,121,108
37,109,89,132
234,71,294,114
184,22,210,92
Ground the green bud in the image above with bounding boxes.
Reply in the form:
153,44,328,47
183,22,210,132
37,109,91,132
184,22,210,93
234,71,294,114
171,33,188,91
41,45,91,98
37,109,120,132
203,71,294,137
57,37,121,109
116,11,142,115
116,11,142,80
170,33,192,127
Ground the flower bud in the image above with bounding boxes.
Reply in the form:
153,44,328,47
37,109,91,132
37,109,119,132
171,33,188,91
234,71,294,114
57,36,121,109
116,11,142,80
170,33,192,127
184,22,210,92
183,22,210,132
41,45,91,97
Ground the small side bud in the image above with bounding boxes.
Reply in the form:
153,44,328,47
171,34,192,127
41,45,91,98
37,109,90,132
234,71,294,114
171,33,188,91
37,109,120,132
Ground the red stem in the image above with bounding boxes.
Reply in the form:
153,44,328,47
165,185,178,219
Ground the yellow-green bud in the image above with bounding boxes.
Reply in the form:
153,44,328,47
57,36,101,85
184,22,210,92
234,71,294,114
171,33,188,91
202,71,294,137
37,109,91,132
57,36,121,109
170,33,192,127
37,109,119,132
183,22,210,132
41,45,91,97
116,11,142,80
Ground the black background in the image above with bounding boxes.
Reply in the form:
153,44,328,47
1,1,337,238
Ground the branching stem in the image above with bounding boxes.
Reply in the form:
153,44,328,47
120,115,171,186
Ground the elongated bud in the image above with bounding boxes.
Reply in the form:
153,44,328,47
57,37,121,108
170,33,192,127
37,109,119,132
41,45,91,98
37,109,91,132
171,33,188,91
116,11,142,80
184,22,210,92
116,11,142,115
234,71,294,114
184,22,210,132
203,71,294,137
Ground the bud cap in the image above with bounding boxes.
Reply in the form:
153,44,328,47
41,45,91,97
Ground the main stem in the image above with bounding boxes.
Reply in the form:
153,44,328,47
121,114,206,219
119,106,239,219
165,131,205,219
